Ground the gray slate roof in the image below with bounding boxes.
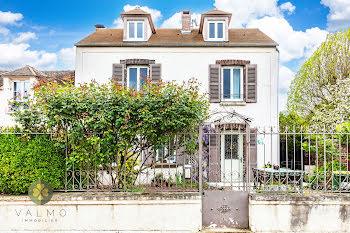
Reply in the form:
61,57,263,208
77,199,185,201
1,65,48,78
0,65,75,88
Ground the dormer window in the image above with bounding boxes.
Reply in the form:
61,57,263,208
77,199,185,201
120,6,156,42
128,21,144,40
199,8,232,42
208,21,224,41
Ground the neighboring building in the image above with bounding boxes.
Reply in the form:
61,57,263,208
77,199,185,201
0,65,74,127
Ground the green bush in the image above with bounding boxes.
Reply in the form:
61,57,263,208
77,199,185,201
0,134,65,194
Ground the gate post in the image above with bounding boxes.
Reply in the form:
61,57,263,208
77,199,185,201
198,125,203,195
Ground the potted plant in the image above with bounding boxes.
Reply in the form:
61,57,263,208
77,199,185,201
151,173,164,187
166,176,175,187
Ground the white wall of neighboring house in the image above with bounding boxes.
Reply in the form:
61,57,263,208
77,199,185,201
0,76,36,127
75,46,280,167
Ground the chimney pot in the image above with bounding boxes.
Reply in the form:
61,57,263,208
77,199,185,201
181,10,191,34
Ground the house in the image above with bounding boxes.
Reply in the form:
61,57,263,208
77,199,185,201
78,6,279,182
0,65,74,127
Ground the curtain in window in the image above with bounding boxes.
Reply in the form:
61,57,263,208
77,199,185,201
129,22,135,38
233,69,241,99
137,22,143,38
217,23,223,38
129,68,137,90
209,23,215,38
223,68,231,99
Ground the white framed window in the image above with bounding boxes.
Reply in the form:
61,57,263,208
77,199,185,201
11,80,31,110
208,21,224,41
222,67,243,101
127,21,144,41
127,66,148,91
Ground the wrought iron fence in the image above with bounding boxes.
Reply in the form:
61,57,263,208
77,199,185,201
2,126,350,194
201,125,350,194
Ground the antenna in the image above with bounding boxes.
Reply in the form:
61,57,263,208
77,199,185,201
191,18,199,28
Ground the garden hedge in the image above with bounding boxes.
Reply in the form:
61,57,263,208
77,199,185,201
0,134,65,195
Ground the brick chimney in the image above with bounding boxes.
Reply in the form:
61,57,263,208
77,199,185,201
181,10,191,34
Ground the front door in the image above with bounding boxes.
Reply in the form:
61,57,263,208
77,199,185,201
221,133,243,183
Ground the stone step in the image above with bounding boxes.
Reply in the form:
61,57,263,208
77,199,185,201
200,228,253,233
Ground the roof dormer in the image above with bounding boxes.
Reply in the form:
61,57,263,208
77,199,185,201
199,8,232,42
120,6,156,42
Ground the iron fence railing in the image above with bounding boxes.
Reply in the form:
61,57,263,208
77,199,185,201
2,126,350,194
201,125,350,194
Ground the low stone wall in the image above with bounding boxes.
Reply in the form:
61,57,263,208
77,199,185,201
249,193,350,233
0,192,201,233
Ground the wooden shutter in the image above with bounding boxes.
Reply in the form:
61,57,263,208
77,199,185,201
175,147,185,165
209,64,221,103
150,64,161,83
208,132,221,182
248,128,257,181
112,63,125,87
246,64,257,103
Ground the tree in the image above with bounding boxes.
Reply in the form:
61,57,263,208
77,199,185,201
287,29,350,127
13,79,209,189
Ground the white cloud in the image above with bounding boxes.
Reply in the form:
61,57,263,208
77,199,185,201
280,2,296,15
279,92,288,112
279,66,294,93
0,26,9,36
58,47,75,69
321,0,350,31
113,5,162,28
113,18,123,28
0,10,23,25
0,43,57,70
13,32,37,44
279,66,294,111
214,0,280,27
161,12,201,28
247,16,328,62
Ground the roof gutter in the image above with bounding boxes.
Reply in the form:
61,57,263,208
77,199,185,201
75,43,278,47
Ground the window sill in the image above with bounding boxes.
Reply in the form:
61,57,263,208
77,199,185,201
123,39,147,43
205,40,227,43
220,101,246,106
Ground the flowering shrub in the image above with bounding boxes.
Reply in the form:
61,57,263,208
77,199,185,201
14,78,209,189
287,29,350,127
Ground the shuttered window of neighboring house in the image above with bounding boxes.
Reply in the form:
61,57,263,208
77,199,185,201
209,61,257,103
112,60,161,88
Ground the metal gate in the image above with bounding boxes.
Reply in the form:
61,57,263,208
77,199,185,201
199,112,255,229
202,190,248,228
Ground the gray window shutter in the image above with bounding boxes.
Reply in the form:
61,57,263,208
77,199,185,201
112,63,125,87
175,146,185,165
248,128,257,181
209,64,221,103
150,64,161,83
208,132,221,182
246,64,257,103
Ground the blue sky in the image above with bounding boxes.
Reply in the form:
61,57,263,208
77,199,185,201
0,0,349,110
